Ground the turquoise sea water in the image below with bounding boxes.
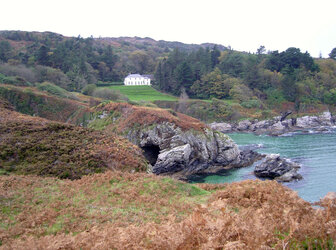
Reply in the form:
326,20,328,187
197,129,336,202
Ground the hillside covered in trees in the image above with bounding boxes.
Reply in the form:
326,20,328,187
1,30,336,117
0,30,225,90
155,46,336,112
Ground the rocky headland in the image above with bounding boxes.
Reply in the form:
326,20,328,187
208,111,336,182
89,102,265,179
88,103,301,182
210,111,336,136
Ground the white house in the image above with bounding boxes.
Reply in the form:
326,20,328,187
124,74,151,86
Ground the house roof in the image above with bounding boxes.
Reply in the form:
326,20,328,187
142,74,154,80
125,74,142,78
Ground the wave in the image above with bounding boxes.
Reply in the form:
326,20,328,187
239,143,264,151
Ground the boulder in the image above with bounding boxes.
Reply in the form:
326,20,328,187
237,120,252,131
318,111,333,126
154,144,192,174
254,154,302,182
237,150,264,168
331,114,336,125
250,120,274,134
267,121,286,136
275,168,303,182
303,116,320,127
209,122,232,133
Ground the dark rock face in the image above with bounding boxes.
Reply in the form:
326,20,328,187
238,150,264,168
254,154,302,182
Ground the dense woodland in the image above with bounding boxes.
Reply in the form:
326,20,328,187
155,46,336,111
1,30,336,113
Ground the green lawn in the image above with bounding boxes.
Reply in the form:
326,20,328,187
106,85,178,102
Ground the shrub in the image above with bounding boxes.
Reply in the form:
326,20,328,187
265,88,286,106
93,88,129,102
0,63,37,83
34,65,72,90
324,88,336,105
0,73,32,86
229,83,254,102
241,99,263,109
81,84,97,96
36,82,77,100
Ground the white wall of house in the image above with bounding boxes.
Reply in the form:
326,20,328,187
124,74,151,85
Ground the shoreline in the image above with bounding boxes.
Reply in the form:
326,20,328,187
210,111,336,136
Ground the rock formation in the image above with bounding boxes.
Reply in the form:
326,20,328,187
90,103,262,178
126,122,244,177
254,154,302,182
210,111,335,136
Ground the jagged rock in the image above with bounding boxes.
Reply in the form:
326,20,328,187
212,111,335,136
268,121,286,136
296,115,320,128
332,114,336,124
209,122,232,133
154,144,192,174
126,122,245,176
237,150,264,168
275,168,303,182
318,111,333,126
237,120,252,131
250,120,274,134
254,154,302,182
295,111,333,128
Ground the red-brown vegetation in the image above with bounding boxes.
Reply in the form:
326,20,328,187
97,102,207,132
0,105,147,179
0,84,94,123
0,171,210,248
1,175,335,249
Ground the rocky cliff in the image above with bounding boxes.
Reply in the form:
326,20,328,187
89,102,259,178
127,122,243,176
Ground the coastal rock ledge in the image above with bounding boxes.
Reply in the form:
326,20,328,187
254,154,302,182
126,122,259,178
210,111,335,136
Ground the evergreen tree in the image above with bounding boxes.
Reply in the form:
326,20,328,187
210,45,220,68
36,45,50,66
0,41,12,62
329,48,336,60
175,61,193,93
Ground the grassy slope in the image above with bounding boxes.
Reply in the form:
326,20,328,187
0,102,147,179
106,85,178,101
104,85,330,123
0,171,211,247
1,175,335,249
0,83,95,124
103,85,279,122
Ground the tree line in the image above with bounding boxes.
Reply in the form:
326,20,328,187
0,30,336,109
154,46,336,109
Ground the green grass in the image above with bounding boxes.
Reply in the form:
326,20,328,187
106,85,178,102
